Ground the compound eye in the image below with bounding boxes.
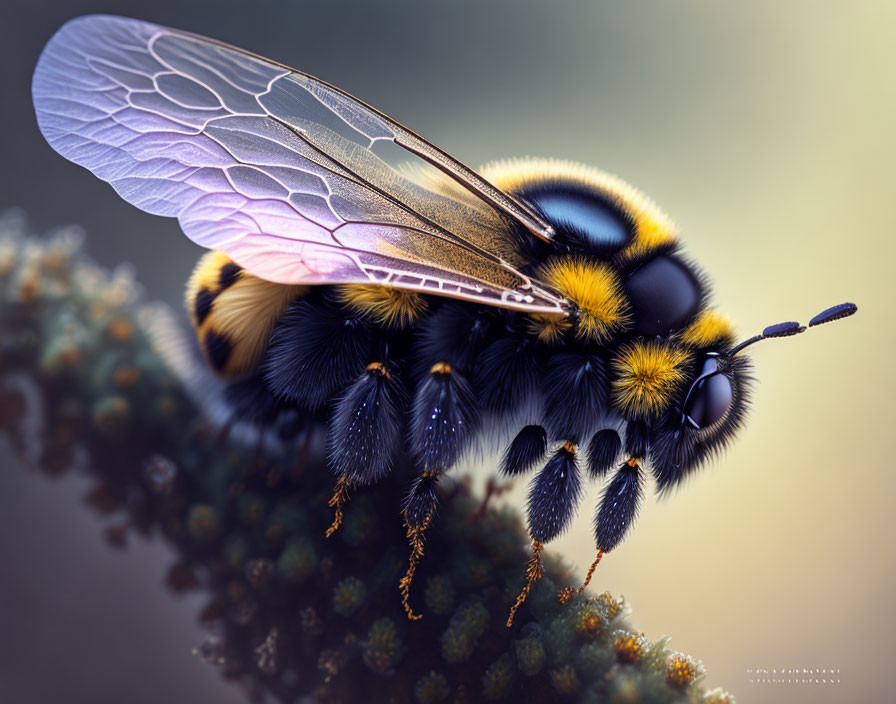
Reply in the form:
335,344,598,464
624,255,703,336
684,370,733,429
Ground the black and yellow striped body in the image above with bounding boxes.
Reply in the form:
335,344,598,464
184,158,746,468
184,158,751,588
187,158,736,401
185,251,308,377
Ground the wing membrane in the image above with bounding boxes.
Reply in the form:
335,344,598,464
32,14,565,313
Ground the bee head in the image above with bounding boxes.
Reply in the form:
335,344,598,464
482,158,677,264
650,302,857,492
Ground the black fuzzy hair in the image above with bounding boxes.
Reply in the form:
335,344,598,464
193,287,215,327
217,262,242,290
526,444,583,543
403,471,440,529
624,419,650,458
262,295,371,410
414,302,498,374
204,330,233,374
410,367,479,471
649,355,753,493
328,365,405,486
500,425,548,477
542,352,608,442
594,463,643,552
473,335,541,415
586,429,621,478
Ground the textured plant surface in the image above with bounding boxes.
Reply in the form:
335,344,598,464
0,211,736,703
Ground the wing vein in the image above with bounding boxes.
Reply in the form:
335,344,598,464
31,14,567,314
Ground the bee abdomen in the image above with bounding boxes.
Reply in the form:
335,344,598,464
185,251,307,378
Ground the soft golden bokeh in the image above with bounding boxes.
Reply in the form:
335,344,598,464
453,3,893,702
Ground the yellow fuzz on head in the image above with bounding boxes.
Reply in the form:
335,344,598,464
337,284,427,328
539,257,629,342
527,313,572,344
680,309,737,349
480,158,677,262
611,341,692,419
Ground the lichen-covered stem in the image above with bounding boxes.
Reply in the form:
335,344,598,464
0,217,733,704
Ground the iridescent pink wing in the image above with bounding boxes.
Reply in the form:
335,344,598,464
32,15,565,314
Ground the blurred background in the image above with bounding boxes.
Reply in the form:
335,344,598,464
1,1,892,702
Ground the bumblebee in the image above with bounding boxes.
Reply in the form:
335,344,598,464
33,15,857,626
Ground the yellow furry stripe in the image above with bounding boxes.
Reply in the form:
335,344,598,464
527,313,572,344
481,158,677,261
539,256,629,342
185,251,235,327
186,251,307,377
611,341,692,419
680,309,736,349
337,284,427,328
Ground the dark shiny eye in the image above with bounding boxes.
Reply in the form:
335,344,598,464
683,361,733,429
625,254,703,336
521,186,634,255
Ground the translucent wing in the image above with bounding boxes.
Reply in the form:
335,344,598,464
32,14,565,313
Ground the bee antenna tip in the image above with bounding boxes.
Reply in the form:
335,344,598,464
730,301,857,356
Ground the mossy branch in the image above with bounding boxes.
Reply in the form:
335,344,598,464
0,211,735,704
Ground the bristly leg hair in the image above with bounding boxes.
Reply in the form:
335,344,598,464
410,363,479,471
506,539,544,628
328,362,404,486
403,470,441,530
557,456,643,603
324,473,351,539
595,459,644,553
557,550,604,604
526,442,583,544
399,470,442,620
